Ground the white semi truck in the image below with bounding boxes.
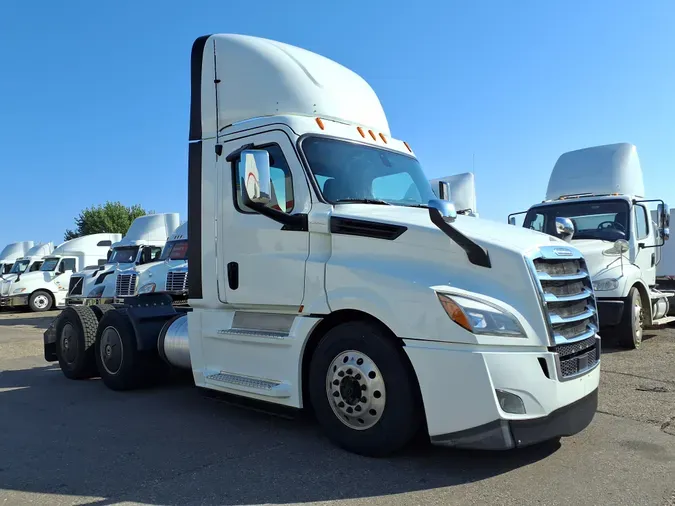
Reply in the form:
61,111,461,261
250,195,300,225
0,241,34,276
44,33,600,457
114,221,189,303
66,213,180,305
0,242,56,301
3,233,121,312
509,143,671,350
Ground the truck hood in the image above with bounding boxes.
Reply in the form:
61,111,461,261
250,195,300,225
569,239,619,279
332,204,569,254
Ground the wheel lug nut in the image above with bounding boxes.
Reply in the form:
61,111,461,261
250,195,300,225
361,396,367,403
333,380,339,386
354,374,361,380
346,407,353,414
338,371,344,377
355,405,362,412
346,368,353,375
361,384,367,391
333,391,339,397
338,401,345,408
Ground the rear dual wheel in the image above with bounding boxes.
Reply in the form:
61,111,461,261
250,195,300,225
55,306,100,379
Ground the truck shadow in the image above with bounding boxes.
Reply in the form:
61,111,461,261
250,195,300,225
0,364,559,506
0,311,60,330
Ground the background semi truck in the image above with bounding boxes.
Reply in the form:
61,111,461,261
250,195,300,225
3,233,121,312
66,213,180,306
114,221,189,303
44,33,600,457
0,241,34,276
0,242,55,305
509,143,671,349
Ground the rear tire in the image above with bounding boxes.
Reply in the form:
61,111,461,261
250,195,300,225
616,287,644,349
94,309,146,391
308,321,423,457
55,306,99,379
29,290,53,312
90,303,115,322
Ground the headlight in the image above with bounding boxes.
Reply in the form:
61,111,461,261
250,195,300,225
437,293,526,337
138,282,156,294
87,285,105,298
593,278,618,291
13,287,26,294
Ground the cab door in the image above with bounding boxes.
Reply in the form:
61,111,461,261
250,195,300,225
632,203,657,285
216,129,310,309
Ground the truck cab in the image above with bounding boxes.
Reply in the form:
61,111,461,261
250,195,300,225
3,233,121,312
115,221,189,303
66,213,180,305
0,241,34,278
510,143,671,349
45,34,601,457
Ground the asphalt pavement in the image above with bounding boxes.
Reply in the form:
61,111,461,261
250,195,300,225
0,310,674,506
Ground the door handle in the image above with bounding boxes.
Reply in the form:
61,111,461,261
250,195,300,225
651,254,655,267
227,262,239,290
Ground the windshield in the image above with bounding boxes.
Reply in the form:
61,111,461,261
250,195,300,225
40,258,60,272
301,136,436,207
160,240,188,261
1,263,11,275
10,260,30,274
524,199,630,242
109,246,139,264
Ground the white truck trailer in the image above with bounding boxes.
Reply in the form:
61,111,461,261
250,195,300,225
66,213,180,305
509,143,671,349
44,33,600,457
114,221,189,303
0,241,34,276
3,233,121,312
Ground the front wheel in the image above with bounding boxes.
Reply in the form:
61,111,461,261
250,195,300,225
616,287,644,349
29,290,53,312
308,321,423,457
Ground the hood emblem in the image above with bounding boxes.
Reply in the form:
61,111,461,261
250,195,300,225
553,248,573,257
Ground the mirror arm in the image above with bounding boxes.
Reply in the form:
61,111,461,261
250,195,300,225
428,207,491,268
246,200,308,232
225,143,255,162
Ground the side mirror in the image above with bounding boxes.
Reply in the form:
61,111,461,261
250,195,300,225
555,217,575,242
238,149,271,207
508,216,516,226
658,203,670,241
428,199,457,223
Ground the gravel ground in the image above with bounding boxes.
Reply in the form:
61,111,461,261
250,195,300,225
0,309,673,506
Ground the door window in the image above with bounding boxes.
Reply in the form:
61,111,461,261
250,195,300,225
60,258,76,273
634,205,649,240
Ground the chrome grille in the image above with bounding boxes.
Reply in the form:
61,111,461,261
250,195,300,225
166,271,188,293
68,275,84,296
0,280,11,296
529,246,600,380
115,273,138,297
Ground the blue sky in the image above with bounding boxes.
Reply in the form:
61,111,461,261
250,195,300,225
1,0,674,247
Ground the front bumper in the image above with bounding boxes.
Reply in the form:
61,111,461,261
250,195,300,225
0,294,29,307
597,298,626,326
403,338,600,450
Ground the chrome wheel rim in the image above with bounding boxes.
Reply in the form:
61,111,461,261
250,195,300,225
99,326,124,375
326,350,386,431
634,296,643,345
34,294,49,309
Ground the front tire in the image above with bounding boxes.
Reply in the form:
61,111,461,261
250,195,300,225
308,321,423,457
55,306,99,379
29,290,53,312
616,287,644,349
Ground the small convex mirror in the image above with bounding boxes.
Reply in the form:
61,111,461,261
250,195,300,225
508,216,516,226
428,199,457,223
555,217,575,242
238,150,272,206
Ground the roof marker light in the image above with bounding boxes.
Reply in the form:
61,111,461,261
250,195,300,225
368,129,377,141
379,133,387,144
357,127,366,138
403,141,412,153
315,118,325,130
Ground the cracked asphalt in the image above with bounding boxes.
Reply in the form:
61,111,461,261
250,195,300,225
1,310,674,506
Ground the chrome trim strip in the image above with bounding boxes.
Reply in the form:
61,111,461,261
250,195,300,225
549,307,596,325
544,287,593,303
536,270,589,282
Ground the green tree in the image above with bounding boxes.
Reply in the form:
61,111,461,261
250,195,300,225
64,201,151,241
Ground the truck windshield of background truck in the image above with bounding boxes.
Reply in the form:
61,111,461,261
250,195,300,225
300,136,436,207
160,240,188,261
524,199,630,242
109,246,139,264
40,258,62,272
10,260,30,274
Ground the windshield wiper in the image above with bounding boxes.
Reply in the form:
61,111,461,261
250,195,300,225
333,198,392,205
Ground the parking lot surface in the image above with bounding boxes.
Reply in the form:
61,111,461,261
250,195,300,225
1,310,674,506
